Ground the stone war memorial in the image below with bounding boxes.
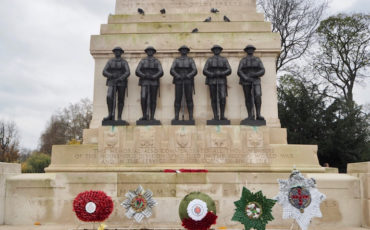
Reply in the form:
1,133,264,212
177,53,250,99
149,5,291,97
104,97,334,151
1,0,370,229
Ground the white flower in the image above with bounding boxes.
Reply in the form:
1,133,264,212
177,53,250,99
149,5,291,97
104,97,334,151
247,203,255,209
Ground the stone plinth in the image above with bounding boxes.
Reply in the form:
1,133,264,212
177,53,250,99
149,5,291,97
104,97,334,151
348,162,370,228
45,126,324,173
3,171,362,229
0,163,21,225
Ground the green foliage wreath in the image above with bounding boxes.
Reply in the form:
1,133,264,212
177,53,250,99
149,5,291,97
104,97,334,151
232,187,276,230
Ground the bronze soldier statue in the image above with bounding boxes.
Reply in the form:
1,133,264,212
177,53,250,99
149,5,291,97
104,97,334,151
170,45,197,125
237,45,266,125
203,45,232,125
102,46,130,125
135,46,163,125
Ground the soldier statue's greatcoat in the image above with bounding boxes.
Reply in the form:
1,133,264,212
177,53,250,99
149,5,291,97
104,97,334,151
237,45,265,121
102,47,130,123
170,45,198,121
203,45,232,121
135,46,164,121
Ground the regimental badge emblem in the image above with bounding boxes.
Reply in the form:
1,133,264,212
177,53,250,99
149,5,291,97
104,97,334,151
275,169,326,230
232,187,276,230
176,128,191,148
121,185,157,223
187,199,208,221
288,187,311,213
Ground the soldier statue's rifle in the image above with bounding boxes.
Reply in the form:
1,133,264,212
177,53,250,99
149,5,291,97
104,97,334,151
216,72,220,120
182,76,186,120
147,74,151,120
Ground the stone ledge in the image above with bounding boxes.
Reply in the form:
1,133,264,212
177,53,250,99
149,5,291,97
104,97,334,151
90,33,281,53
100,22,272,34
108,13,265,24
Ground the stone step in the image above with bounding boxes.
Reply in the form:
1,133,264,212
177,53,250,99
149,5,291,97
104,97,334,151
100,21,271,34
108,13,265,24
90,32,280,54
0,226,365,230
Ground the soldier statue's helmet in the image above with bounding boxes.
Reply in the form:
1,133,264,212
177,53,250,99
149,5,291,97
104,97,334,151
244,45,256,51
144,46,157,53
178,45,190,52
211,45,223,51
112,46,124,53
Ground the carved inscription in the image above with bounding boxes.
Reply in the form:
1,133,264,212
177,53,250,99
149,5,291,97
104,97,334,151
97,147,293,165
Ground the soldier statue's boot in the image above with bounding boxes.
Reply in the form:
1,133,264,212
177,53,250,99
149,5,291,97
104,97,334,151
188,104,194,121
103,98,114,121
255,97,265,120
117,103,124,120
220,103,228,120
174,105,180,120
211,102,219,120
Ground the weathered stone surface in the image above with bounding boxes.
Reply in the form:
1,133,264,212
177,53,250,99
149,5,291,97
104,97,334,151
115,0,257,14
108,13,265,24
3,171,362,228
0,163,21,225
46,126,324,173
101,22,272,34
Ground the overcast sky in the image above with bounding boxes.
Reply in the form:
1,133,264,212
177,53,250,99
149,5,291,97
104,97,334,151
0,0,369,151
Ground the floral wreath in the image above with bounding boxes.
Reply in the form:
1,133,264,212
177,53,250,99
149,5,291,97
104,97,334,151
232,187,276,230
73,190,114,222
179,192,217,230
121,185,157,223
274,169,326,230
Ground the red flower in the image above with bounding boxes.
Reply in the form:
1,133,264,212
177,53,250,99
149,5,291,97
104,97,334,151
182,211,217,230
73,191,114,222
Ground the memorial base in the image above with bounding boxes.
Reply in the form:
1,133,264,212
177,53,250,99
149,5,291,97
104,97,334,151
102,120,129,126
206,119,231,126
1,170,362,229
171,119,195,126
240,118,266,126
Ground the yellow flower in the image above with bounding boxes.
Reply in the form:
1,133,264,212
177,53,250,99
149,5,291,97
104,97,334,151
98,223,106,230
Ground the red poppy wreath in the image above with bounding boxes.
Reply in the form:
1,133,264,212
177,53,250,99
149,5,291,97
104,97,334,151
73,190,114,222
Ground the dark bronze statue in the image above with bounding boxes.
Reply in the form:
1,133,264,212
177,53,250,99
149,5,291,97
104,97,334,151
170,45,197,125
135,46,163,125
203,45,232,125
237,45,266,126
102,47,130,126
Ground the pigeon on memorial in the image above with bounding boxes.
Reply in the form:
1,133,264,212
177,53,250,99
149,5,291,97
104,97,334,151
211,8,219,13
138,8,145,15
224,15,231,22
192,28,199,33
204,17,212,22
160,8,166,14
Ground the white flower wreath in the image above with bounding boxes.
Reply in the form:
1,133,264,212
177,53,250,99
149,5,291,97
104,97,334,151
275,170,326,230
121,185,157,223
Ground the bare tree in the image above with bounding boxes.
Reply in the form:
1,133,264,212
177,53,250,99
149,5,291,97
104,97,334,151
314,14,370,106
258,0,327,72
39,98,92,154
0,120,20,162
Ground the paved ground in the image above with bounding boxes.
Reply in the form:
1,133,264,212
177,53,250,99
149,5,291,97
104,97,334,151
0,226,369,230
